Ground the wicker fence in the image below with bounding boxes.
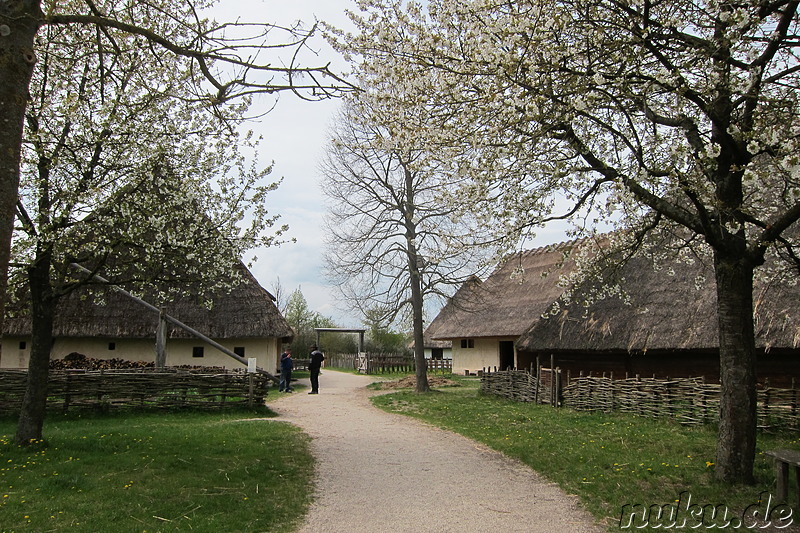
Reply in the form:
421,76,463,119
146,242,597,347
0,368,270,414
480,368,800,431
562,375,719,425
480,367,562,406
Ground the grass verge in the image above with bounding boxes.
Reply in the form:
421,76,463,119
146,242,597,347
0,408,313,532
371,377,798,531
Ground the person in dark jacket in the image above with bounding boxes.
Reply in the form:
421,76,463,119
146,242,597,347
308,344,325,394
279,347,294,392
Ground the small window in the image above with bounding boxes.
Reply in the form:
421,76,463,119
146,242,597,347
19,341,26,350
234,347,245,357
460,339,475,349
192,346,204,358
108,342,116,351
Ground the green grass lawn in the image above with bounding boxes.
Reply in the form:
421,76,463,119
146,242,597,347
0,408,313,532
3,374,795,532
371,376,799,531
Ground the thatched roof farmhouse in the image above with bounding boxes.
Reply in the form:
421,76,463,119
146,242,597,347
2,261,293,372
423,336,452,360
427,239,800,384
426,240,579,374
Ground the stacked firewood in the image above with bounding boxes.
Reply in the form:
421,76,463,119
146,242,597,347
49,352,154,371
48,353,231,373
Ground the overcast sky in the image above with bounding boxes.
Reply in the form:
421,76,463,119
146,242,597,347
208,0,357,325
212,0,571,328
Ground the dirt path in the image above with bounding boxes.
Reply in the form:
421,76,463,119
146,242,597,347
269,370,605,533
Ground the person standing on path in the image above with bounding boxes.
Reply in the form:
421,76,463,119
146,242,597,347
308,344,325,394
279,347,294,392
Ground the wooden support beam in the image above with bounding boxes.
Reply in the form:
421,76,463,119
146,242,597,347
70,263,279,383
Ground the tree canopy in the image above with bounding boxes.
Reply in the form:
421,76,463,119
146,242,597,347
0,0,352,340
283,287,347,354
333,0,800,483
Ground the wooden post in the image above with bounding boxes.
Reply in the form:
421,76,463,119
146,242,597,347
248,374,254,408
63,371,72,413
665,376,672,419
610,371,615,411
554,367,561,407
97,368,105,410
155,307,167,369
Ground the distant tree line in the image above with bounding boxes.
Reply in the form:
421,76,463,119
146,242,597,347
278,286,411,357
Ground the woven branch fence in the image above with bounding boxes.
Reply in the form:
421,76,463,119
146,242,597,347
480,368,559,404
0,368,270,414
480,368,800,431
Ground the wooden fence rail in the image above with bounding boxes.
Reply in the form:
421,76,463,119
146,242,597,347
323,353,453,375
363,354,415,374
480,368,800,431
0,368,270,414
426,359,453,373
325,353,358,370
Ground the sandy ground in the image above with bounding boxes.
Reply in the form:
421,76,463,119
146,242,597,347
269,370,606,533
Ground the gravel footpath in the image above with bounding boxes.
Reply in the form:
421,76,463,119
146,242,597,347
270,370,606,533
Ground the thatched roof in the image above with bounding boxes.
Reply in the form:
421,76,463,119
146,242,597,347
411,334,452,350
516,253,800,353
426,241,580,340
426,234,800,353
5,262,294,341
424,338,452,350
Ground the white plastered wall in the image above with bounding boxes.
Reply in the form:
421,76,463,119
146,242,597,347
1,336,282,374
451,337,517,375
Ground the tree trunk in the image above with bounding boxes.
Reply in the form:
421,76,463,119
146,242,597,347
15,250,54,445
410,256,430,393
713,250,757,484
0,1,42,348
403,164,430,393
